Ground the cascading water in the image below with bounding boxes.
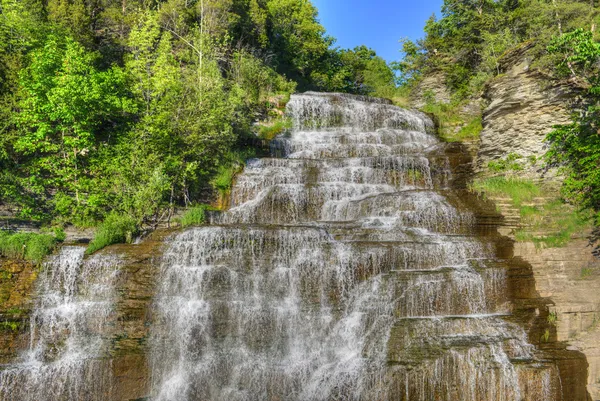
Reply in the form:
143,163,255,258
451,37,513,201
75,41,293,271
150,92,564,401
0,246,120,401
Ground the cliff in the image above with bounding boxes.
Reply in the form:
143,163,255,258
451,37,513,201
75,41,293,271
412,42,600,399
477,42,583,178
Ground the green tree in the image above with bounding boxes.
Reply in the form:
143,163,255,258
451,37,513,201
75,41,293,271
16,34,131,219
546,29,600,225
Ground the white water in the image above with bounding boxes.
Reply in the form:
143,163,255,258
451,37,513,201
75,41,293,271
150,93,561,401
0,246,120,401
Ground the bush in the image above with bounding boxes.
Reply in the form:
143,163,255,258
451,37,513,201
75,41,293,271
86,213,139,254
0,231,57,263
210,148,258,198
472,177,592,248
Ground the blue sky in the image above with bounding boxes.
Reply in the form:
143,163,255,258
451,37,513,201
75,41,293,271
312,0,443,63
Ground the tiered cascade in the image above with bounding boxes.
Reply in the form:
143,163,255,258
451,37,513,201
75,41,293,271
150,93,563,401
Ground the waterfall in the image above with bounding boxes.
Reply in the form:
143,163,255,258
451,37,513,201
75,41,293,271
0,246,120,401
150,92,562,401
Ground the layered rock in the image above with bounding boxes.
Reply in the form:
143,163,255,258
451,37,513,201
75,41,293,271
491,197,600,400
411,69,451,108
477,42,582,176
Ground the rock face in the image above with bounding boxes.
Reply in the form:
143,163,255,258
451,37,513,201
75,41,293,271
413,42,600,399
477,42,582,176
0,259,36,364
491,197,600,400
411,69,451,108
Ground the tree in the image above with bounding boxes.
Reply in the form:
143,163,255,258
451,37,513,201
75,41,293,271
546,29,600,226
16,34,131,217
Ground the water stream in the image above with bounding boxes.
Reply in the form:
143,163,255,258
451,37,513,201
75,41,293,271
0,246,120,400
149,93,562,401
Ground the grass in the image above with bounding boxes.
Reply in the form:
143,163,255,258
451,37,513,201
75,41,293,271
487,153,525,173
257,117,292,141
515,202,591,248
178,205,217,228
581,267,595,279
421,98,482,142
0,321,20,332
452,116,483,141
472,176,593,248
86,213,139,255
471,176,541,207
0,231,58,264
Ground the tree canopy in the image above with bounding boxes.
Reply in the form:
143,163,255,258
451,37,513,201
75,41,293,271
0,0,398,228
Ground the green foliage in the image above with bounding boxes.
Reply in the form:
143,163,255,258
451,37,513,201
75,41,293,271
0,321,20,332
0,231,57,263
487,153,525,173
422,96,482,142
515,200,592,248
398,0,600,99
257,118,292,141
211,148,259,197
453,116,483,141
546,29,600,231
0,0,398,232
473,176,592,248
314,45,398,97
86,213,139,255
179,205,216,228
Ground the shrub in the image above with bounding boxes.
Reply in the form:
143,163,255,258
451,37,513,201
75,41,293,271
257,118,292,141
211,148,258,198
86,213,139,254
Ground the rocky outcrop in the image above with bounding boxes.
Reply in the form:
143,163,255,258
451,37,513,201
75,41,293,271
411,70,451,108
477,42,582,176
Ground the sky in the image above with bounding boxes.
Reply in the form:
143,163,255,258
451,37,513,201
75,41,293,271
312,0,444,63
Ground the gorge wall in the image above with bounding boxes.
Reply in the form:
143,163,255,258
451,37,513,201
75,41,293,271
413,42,600,400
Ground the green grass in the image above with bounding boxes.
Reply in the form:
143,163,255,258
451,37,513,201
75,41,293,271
487,153,525,173
0,321,20,332
257,117,292,141
86,213,139,255
0,231,58,264
421,98,482,142
471,176,541,207
472,176,592,248
515,200,592,248
581,267,595,279
178,205,217,228
454,116,483,141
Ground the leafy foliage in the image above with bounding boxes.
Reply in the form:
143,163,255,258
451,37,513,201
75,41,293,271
0,0,399,246
0,231,57,263
179,205,216,228
398,0,599,98
546,28,600,228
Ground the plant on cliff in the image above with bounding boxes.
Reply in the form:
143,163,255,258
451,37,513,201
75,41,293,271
546,29,600,238
397,0,599,100
0,231,58,263
86,213,139,255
